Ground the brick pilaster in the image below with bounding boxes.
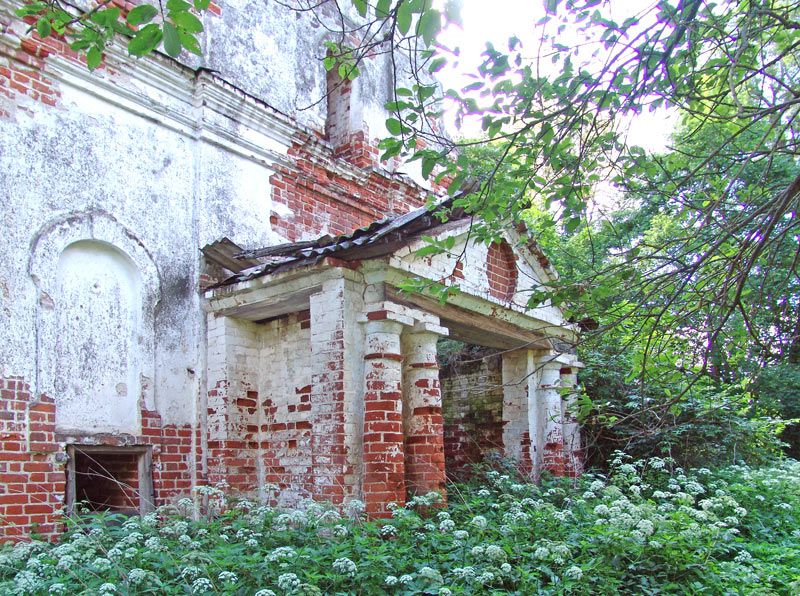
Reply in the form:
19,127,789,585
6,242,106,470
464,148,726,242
0,377,64,541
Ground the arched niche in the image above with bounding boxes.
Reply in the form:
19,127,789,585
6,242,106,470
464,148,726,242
29,211,160,435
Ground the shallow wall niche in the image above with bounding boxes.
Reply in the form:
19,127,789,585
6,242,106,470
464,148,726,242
29,211,160,435
54,241,142,433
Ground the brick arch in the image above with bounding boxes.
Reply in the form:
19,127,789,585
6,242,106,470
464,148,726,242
486,240,518,302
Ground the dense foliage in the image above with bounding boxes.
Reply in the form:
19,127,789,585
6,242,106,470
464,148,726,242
2,457,799,594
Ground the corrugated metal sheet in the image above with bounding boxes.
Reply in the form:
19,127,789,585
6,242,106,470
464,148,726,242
208,197,468,288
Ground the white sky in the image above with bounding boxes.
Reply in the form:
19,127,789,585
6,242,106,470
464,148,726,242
435,0,677,153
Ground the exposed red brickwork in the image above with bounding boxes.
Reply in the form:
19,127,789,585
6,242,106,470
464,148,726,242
0,375,201,541
486,241,518,302
440,351,505,480
269,135,425,242
309,310,348,505
139,409,197,504
403,333,446,499
0,377,64,541
518,430,533,477
542,442,570,476
206,379,260,493
0,25,67,117
73,451,140,512
362,320,406,516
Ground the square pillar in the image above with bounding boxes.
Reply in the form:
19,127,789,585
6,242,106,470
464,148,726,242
205,313,261,492
361,316,407,516
503,352,581,480
501,350,538,478
309,277,364,504
401,325,448,499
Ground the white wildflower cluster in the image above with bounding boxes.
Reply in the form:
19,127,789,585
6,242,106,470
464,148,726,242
181,566,201,581
277,573,301,591
418,566,443,582
127,568,149,584
385,573,413,586
273,510,309,531
191,577,213,594
565,565,583,581
218,571,238,584
346,499,366,518
380,524,398,539
332,557,357,577
470,515,488,529
266,546,297,563
254,591,277,596
407,491,444,508
144,536,167,552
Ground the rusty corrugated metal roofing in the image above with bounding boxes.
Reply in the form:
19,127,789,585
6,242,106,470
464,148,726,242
208,196,468,288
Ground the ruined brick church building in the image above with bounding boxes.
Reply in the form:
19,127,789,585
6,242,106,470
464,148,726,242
0,0,581,540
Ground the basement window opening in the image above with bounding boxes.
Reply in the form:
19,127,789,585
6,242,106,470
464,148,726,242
65,445,153,516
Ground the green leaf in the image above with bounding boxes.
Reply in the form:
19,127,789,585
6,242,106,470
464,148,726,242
323,56,336,71
167,0,192,12
386,118,402,135
128,24,163,56
421,156,439,179
545,0,559,15
91,7,121,29
194,0,211,9
417,8,441,46
417,84,436,101
127,5,158,26
16,3,47,18
162,22,182,56
375,0,392,18
428,57,446,73
396,1,412,35
86,46,103,70
352,0,368,17
178,30,202,55
173,11,204,33
35,17,51,38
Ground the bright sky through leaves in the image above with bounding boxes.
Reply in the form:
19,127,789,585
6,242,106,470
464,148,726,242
436,0,676,152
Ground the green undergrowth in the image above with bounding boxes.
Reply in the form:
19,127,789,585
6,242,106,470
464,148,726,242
2,456,799,595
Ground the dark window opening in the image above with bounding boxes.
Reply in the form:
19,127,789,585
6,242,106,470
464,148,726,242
66,446,153,515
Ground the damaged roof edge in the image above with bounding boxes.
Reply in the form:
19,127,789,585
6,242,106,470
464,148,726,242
205,194,471,288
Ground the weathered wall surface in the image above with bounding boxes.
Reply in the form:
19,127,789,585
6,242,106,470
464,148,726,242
0,0,431,540
440,346,505,480
0,0,580,541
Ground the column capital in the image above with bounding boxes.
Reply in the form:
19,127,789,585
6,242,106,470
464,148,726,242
360,301,415,327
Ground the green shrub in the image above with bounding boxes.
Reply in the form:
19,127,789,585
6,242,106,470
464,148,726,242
2,458,799,595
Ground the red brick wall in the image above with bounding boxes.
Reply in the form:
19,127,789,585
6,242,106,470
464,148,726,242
73,451,140,512
0,377,64,541
0,376,198,542
440,350,505,480
269,134,426,242
486,241,518,302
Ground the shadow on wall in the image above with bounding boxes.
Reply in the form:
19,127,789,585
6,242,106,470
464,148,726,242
439,340,505,481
